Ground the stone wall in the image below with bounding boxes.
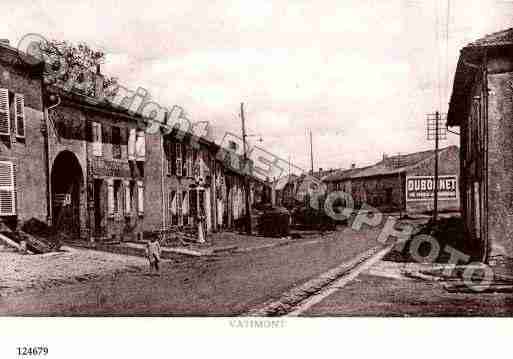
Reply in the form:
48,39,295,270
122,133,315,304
487,71,513,258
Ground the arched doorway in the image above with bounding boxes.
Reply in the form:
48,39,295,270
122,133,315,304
51,151,83,237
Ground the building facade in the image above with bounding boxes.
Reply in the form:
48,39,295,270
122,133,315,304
447,28,513,262
324,146,460,214
0,42,47,229
0,41,269,242
45,86,147,241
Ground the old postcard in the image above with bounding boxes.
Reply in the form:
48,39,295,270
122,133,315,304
0,0,512,358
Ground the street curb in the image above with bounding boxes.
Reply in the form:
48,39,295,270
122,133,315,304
65,234,333,259
244,244,393,316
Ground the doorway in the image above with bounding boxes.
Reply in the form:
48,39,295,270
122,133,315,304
51,151,83,237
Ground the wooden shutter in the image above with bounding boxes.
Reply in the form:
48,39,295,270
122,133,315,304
92,122,102,156
168,190,176,227
187,149,193,177
171,141,176,175
182,147,188,177
128,128,136,160
107,179,114,217
182,190,189,216
14,94,25,138
137,180,144,215
0,89,10,135
166,141,175,176
176,143,182,176
135,130,146,161
169,190,177,225
124,181,131,214
0,161,15,216
171,191,177,214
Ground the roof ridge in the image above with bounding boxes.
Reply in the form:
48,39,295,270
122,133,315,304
467,27,513,47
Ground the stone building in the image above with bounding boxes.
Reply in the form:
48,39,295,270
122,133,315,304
447,28,513,262
0,40,268,242
45,85,146,241
144,129,219,234
144,127,269,235
0,41,47,228
323,146,460,214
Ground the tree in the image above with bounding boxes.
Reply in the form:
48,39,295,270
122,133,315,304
38,39,117,98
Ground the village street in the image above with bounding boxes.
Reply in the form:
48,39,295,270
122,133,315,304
0,225,387,316
2,215,509,317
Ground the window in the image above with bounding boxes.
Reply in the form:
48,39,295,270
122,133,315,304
137,180,144,216
166,140,176,176
130,181,135,212
112,126,121,159
176,143,182,177
14,93,25,138
189,189,197,219
182,148,189,177
185,149,193,177
113,180,122,214
92,122,102,156
128,128,136,160
0,89,10,135
0,161,15,215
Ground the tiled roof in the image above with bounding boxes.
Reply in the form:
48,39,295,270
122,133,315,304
447,28,513,126
348,146,458,179
467,28,513,48
323,167,368,182
323,146,458,182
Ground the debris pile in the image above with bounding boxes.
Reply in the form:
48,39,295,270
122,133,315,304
0,218,62,254
383,217,479,263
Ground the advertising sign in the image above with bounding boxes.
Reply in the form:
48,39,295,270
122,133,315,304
405,175,458,202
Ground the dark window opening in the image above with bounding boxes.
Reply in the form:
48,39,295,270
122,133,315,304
112,126,121,159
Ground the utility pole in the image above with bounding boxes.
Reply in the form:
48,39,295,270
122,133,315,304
434,111,440,222
427,112,446,223
309,130,314,175
394,153,403,219
241,103,252,234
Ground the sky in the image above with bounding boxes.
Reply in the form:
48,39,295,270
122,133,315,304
3,0,512,173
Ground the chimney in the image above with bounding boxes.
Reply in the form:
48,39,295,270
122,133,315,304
383,153,388,160
94,65,105,100
351,163,356,169
319,167,323,172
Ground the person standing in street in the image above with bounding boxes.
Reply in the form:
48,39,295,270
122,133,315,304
145,237,162,275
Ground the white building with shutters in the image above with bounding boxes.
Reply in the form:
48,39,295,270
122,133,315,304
0,41,48,229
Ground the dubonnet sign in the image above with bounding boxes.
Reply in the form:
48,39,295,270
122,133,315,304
406,175,458,202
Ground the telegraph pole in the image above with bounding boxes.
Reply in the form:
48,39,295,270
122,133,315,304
241,103,252,234
434,111,440,222
427,112,446,223
309,130,314,175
